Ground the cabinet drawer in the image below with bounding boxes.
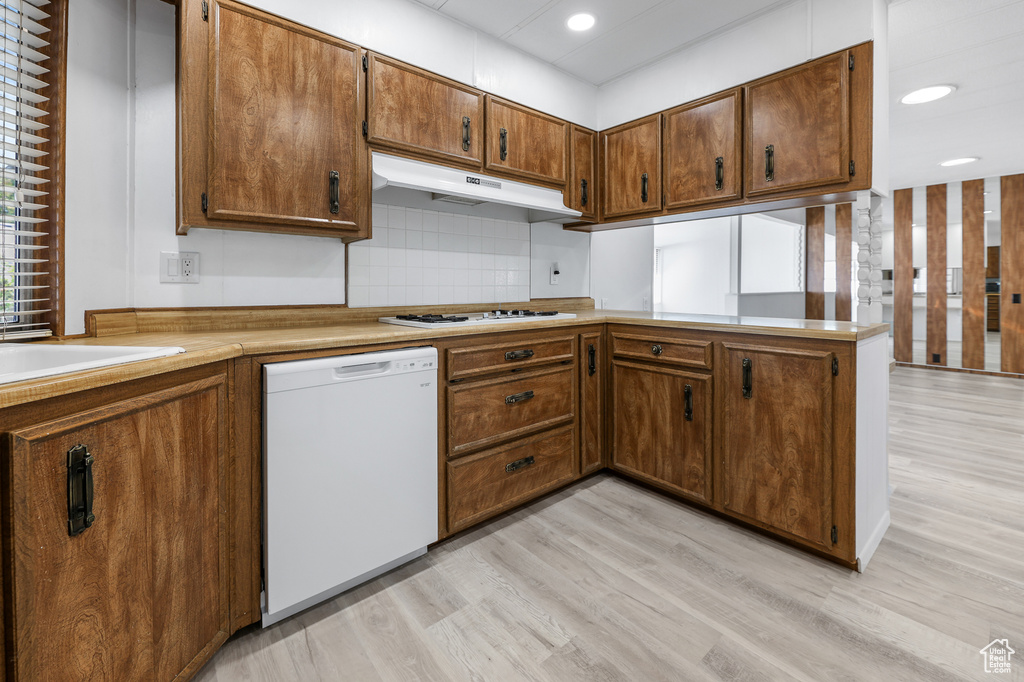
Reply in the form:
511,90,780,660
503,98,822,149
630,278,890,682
448,366,573,455
611,332,712,369
447,426,575,532
447,334,574,380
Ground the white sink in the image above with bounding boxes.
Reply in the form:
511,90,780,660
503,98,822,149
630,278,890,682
0,344,186,386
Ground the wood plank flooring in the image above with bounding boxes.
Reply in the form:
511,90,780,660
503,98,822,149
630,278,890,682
196,368,1024,681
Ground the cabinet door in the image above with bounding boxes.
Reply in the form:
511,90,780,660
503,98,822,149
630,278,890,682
719,344,834,549
485,96,568,187
744,52,850,197
207,0,368,234
601,114,662,219
569,125,598,221
664,89,742,209
3,376,228,681
579,332,604,475
611,360,711,504
367,53,484,168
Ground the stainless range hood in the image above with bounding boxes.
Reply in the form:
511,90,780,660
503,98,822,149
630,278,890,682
371,152,582,223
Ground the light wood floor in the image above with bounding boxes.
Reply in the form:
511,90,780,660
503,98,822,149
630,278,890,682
196,367,1024,681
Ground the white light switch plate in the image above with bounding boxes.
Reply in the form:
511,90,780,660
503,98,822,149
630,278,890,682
160,251,200,283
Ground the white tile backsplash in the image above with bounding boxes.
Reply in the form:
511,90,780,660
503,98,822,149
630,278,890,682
348,204,532,307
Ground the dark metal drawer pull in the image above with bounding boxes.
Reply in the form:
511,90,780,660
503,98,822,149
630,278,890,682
462,116,471,151
641,172,649,203
715,156,724,191
505,349,534,361
499,127,508,161
505,390,535,405
684,384,693,421
505,455,535,473
588,343,596,376
329,170,340,214
742,358,753,399
651,344,663,356
764,145,774,182
581,178,588,207
67,444,95,537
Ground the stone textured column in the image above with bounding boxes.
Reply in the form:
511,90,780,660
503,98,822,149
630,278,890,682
856,191,884,324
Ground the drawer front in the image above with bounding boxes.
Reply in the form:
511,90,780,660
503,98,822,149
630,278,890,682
611,332,712,369
447,334,574,380
447,426,576,532
448,366,573,455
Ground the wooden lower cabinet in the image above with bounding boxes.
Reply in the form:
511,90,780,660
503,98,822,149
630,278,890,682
579,330,604,475
611,360,712,504
447,427,576,533
718,342,837,551
0,367,229,681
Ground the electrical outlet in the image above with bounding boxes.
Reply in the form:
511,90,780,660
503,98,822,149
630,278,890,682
601,298,608,309
643,297,650,311
549,265,560,286
160,251,200,284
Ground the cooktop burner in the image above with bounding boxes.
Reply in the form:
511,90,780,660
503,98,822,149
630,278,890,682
379,310,576,328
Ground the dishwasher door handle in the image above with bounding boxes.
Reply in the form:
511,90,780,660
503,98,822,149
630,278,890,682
332,361,390,381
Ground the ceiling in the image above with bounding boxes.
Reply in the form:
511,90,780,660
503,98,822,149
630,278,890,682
412,0,787,86
414,0,1024,192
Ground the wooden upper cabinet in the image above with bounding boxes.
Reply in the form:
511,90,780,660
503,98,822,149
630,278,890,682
569,125,598,221
744,51,850,197
366,53,484,169
485,96,569,187
719,343,835,550
601,114,662,220
179,0,369,239
663,89,742,210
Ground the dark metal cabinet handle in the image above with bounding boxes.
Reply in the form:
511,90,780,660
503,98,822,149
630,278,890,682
581,178,588,207
684,384,693,421
505,455,535,473
505,390,535,405
462,116,471,151
742,358,753,399
67,444,95,537
641,173,649,203
715,156,724,191
764,145,774,182
499,127,508,161
505,349,534,361
329,170,340,214
651,344,663,356
588,343,596,376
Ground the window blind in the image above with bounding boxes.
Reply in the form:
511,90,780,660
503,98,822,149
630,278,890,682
1,0,52,340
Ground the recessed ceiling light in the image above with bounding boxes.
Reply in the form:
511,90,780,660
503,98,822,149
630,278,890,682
900,85,956,105
567,13,595,31
939,157,979,167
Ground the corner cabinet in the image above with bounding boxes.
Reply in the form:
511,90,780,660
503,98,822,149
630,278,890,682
366,52,485,169
600,114,662,220
568,126,598,222
744,51,850,197
484,96,569,188
177,0,370,240
0,366,229,681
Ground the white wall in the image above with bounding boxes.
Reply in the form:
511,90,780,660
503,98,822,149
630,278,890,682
739,214,804,293
530,223,591,300
654,218,734,315
590,227,653,311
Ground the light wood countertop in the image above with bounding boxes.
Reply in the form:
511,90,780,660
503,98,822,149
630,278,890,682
0,307,888,409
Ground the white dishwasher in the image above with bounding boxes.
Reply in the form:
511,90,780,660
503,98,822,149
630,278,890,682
262,346,438,627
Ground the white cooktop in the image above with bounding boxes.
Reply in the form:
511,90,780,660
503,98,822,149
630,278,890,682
379,312,576,329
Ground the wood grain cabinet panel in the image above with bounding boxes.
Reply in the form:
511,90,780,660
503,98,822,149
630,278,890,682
366,53,484,168
2,374,229,681
611,360,713,504
663,89,742,209
485,96,568,187
448,365,574,456
446,334,574,381
447,427,576,533
744,52,850,197
579,331,604,475
569,125,598,221
600,114,662,219
611,332,712,369
180,0,369,239
719,343,835,550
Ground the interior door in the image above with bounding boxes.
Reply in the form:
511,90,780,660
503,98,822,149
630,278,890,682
207,0,367,232
719,344,834,549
